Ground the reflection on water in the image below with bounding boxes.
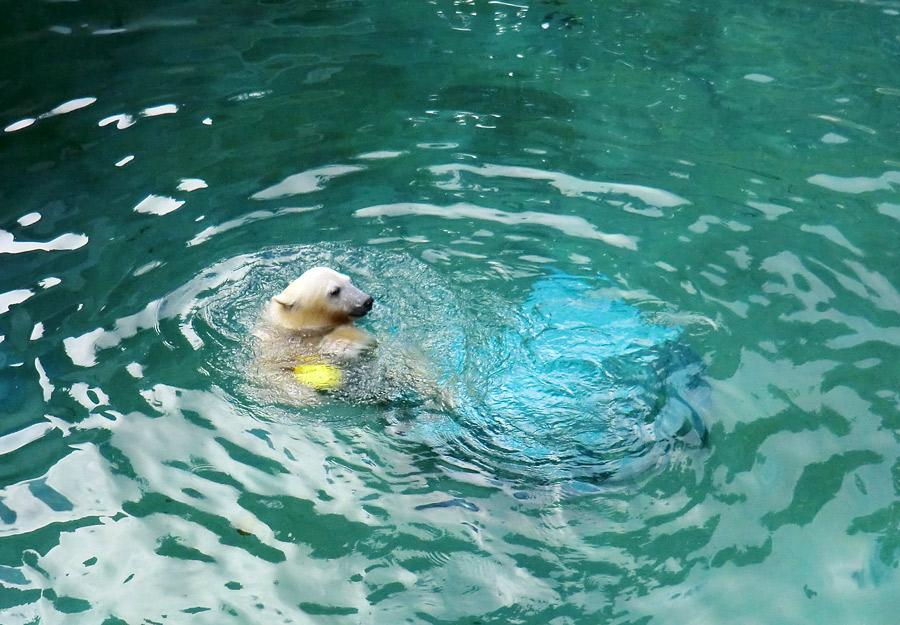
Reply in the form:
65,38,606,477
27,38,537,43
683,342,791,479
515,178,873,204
2,0,900,623
0,229,88,254
356,201,639,249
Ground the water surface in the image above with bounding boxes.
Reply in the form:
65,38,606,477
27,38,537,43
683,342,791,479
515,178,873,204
2,1,900,623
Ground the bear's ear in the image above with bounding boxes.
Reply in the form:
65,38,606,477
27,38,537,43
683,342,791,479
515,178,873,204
273,295,296,309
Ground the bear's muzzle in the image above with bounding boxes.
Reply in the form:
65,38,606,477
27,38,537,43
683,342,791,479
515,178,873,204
350,294,374,318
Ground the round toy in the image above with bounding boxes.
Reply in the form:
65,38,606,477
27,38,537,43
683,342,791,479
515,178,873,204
293,362,342,391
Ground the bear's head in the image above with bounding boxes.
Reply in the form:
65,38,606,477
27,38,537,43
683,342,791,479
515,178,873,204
269,266,374,332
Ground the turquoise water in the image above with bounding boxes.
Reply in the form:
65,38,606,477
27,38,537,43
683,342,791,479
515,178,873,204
2,0,900,622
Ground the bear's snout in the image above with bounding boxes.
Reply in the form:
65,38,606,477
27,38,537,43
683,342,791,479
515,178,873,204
352,294,374,318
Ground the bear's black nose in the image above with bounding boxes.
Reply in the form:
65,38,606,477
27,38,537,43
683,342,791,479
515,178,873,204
361,295,374,312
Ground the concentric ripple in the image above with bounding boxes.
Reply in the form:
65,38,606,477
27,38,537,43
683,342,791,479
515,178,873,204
152,246,709,489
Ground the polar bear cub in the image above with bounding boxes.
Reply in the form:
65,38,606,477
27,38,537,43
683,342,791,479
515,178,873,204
254,266,451,407
260,266,375,359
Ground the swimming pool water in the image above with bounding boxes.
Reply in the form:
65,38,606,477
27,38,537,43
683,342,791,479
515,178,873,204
2,1,900,623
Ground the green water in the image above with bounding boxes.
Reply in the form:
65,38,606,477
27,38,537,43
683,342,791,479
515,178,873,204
2,0,900,623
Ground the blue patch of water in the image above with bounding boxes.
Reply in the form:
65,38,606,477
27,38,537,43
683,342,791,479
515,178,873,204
409,270,707,488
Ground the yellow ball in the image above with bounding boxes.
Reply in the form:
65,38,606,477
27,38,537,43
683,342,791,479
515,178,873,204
293,363,342,391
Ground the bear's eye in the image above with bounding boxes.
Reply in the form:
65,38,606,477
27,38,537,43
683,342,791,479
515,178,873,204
328,286,341,298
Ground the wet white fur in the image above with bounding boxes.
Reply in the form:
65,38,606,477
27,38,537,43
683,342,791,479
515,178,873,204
258,266,374,359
